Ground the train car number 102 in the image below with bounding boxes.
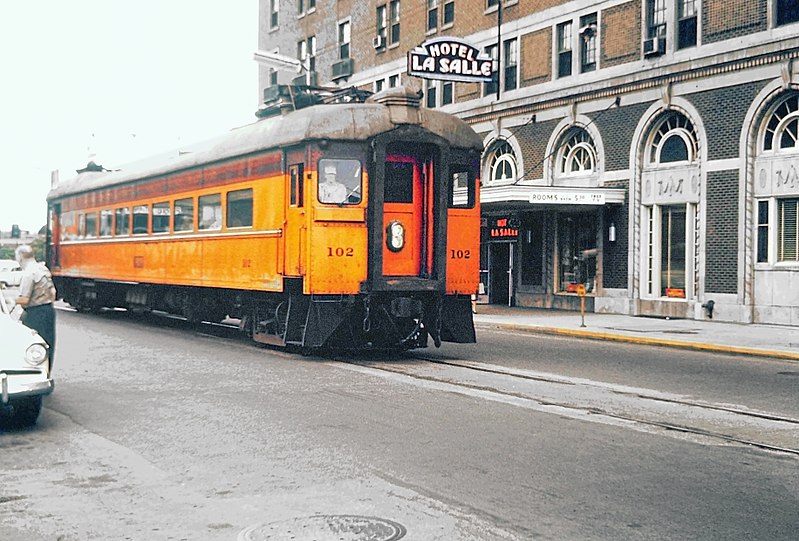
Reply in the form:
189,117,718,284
450,249,471,259
327,247,354,257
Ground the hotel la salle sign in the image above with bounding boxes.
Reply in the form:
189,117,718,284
407,37,496,83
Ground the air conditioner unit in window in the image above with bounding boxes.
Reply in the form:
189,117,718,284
373,35,385,50
331,58,354,80
643,37,666,57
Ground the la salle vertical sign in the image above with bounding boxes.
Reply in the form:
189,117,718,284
408,37,496,83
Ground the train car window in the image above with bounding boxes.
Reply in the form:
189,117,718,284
61,211,76,241
318,158,361,204
290,164,304,207
133,205,149,235
385,161,413,203
115,207,131,236
78,213,86,239
227,189,253,228
99,209,113,237
198,194,222,230
85,212,98,239
173,198,194,232
448,168,475,209
152,201,171,233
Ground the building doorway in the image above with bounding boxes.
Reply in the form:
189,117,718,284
488,241,514,306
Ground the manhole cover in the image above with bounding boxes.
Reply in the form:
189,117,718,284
239,515,407,541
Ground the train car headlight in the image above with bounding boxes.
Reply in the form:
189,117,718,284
25,344,48,366
386,220,405,252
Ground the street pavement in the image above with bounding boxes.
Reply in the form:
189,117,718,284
472,303,799,361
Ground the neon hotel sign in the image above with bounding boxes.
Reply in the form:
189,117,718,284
407,37,497,83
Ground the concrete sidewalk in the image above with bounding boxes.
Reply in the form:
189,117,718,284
472,304,799,361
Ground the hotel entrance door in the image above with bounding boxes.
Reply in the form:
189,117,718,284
489,242,514,306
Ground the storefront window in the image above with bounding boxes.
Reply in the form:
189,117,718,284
521,213,544,286
557,212,597,293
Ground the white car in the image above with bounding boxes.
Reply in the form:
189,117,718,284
0,261,23,288
0,289,53,428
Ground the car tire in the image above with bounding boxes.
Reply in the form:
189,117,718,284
9,396,43,428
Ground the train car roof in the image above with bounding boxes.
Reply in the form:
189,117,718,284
47,88,483,201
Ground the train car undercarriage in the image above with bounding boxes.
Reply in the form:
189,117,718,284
55,278,476,352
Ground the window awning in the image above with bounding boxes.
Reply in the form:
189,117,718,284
480,185,626,208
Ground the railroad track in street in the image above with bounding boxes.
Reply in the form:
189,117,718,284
338,353,799,458
58,305,799,457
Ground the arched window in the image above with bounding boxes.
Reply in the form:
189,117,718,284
648,113,697,164
558,127,597,175
757,92,799,264
486,139,518,184
763,94,799,152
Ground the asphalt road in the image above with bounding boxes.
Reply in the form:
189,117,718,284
1,306,797,540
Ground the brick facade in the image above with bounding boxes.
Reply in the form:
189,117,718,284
601,1,641,68
514,120,559,181
703,0,767,44
520,28,551,86
688,82,769,161
591,102,651,172
705,170,739,295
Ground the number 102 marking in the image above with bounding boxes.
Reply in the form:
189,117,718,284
327,247,354,257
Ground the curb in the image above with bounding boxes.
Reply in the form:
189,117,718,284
475,321,799,362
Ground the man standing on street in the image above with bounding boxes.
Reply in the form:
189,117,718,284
15,244,57,370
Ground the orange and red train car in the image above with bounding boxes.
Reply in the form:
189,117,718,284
45,86,482,351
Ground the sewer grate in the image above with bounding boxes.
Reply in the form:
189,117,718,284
239,515,407,541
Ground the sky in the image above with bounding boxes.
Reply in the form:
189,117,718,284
0,1,259,233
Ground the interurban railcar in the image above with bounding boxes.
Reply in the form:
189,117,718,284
45,86,482,351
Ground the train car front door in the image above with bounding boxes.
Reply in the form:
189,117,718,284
382,155,424,277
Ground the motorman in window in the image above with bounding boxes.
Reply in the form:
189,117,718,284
319,163,348,204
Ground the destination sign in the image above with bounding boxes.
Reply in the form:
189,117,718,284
407,37,496,83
